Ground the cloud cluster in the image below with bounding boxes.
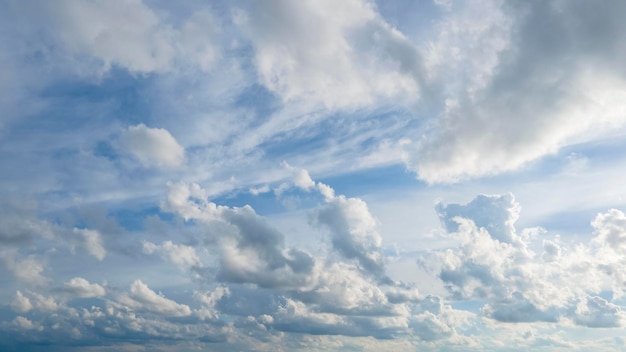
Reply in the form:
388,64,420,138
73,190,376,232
410,0,626,183
422,193,626,327
119,124,185,168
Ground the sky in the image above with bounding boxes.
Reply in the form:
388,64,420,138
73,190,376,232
2,0,626,351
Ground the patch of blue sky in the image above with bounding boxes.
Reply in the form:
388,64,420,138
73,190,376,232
375,0,445,46
109,206,173,232
213,186,322,216
259,108,416,163
450,300,485,314
319,164,423,199
234,83,282,123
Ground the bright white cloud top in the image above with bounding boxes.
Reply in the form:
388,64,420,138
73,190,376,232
1,0,626,351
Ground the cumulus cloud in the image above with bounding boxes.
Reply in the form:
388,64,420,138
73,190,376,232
11,291,33,313
315,195,386,278
73,228,106,261
38,0,220,74
409,0,626,183
119,124,185,168
118,279,192,317
164,182,316,289
282,164,388,279
436,193,522,245
143,240,201,270
63,277,106,298
1,252,48,286
0,199,55,245
573,296,625,328
423,193,626,327
591,208,626,253
236,0,424,109
10,316,43,332
11,290,58,313
194,286,229,321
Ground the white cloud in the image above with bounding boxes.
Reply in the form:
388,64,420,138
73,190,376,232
41,0,220,74
10,290,58,313
143,240,201,270
574,296,625,328
11,291,33,313
591,209,626,253
73,228,106,261
408,0,626,183
10,316,43,331
1,251,48,286
63,277,106,298
236,0,423,110
315,195,386,278
423,194,626,327
119,124,185,168
194,286,229,320
120,279,191,317
436,193,522,245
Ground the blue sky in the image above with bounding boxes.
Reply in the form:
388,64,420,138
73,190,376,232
2,0,626,350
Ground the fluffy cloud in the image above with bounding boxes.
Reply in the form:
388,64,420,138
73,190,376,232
282,165,388,279
63,277,106,298
143,240,201,270
73,228,106,261
236,0,424,109
409,0,626,183
194,286,230,321
119,124,185,168
37,0,220,74
117,279,192,317
1,251,48,286
436,193,522,245
10,290,58,313
164,182,316,289
573,296,625,328
315,195,386,279
423,193,626,327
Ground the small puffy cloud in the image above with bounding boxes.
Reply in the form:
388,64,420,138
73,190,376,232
249,184,270,196
11,291,33,313
315,195,386,278
164,182,316,289
10,316,43,332
0,199,55,245
542,239,561,262
1,252,48,286
278,162,316,194
481,292,558,323
119,124,185,168
63,277,106,298
120,279,191,317
436,193,521,245
410,312,453,341
10,290,58,313
573,296,625,328
277,164,387,279
73,228,106,261
217,206,316,289
143,240,201,270
194,286,229,321
591,208,626,253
